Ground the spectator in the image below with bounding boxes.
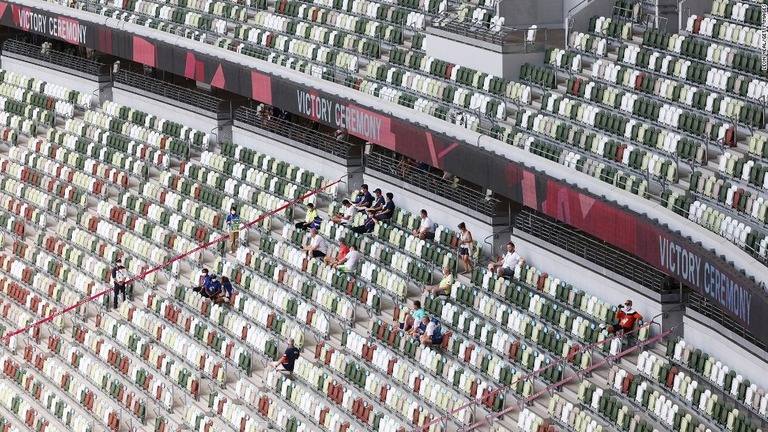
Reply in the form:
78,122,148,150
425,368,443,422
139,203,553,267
324,239,349,266
195,268,212,293
370,188,385,213
424,266,454,298
335,245,362,273
457,222,474,274
331,199,355,225
303,228,328,259
112,259,129,309
351,209,377,234
398,157,416,177
412,209,435,240
201,274,222,299
404,300,427,335
217,276,234,305
414,315,443,345
268,338,301,374
295,203,319,230
487,242,525,277
353,184,375,211
374,193,395,221
226,206,242,254
602,300,644,335
334,128,346,141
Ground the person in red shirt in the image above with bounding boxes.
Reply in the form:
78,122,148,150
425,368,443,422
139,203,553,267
324,239,349,266
604,299,643,334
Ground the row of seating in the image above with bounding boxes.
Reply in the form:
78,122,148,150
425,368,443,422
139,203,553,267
0,69,92,109
666,338,768,419
83,110,190,159
101,101,209,148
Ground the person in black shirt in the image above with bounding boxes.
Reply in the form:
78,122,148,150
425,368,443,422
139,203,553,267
370,188,385,213
269,338,301,374
351,209,377,234
353,184,375,212
375,192,395,221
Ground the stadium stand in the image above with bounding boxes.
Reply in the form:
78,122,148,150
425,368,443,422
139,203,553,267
0,0,764,430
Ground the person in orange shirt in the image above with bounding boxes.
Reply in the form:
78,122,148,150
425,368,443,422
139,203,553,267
604,299,643,334
324,239,349,266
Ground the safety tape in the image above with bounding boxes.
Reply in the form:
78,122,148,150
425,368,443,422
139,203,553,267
0,179,341,342
413,320,657,431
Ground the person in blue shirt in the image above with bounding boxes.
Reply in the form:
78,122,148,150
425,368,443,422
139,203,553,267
353,184,374,212
226,207,242,253
195,268,212,293
269,338,301,374
202,275,222,299
369,188,385,213
215,276,234,305
374,192,395,221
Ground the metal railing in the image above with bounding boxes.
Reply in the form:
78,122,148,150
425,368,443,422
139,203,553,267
687,291,767,352
234,106,358,159
364,150,502,216
2,39,108,76
430,18,547,52
113,70,227,113
514,209,671,292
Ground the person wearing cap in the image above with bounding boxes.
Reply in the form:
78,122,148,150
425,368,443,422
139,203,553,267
331,199,355,225
370,188,385,213
353,184,374,212
295,203,318,230
324,239,349,266
269,338,301,373
602,300,644,335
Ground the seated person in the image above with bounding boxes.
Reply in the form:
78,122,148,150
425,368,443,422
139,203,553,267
303,228,328,258
603,300,644,335
413,316,443,345
194,268,212,293
404,301,427,335
324,239,349,266
268,338,301,374
412,209,435,240
335,245,362,273
295,203,318,230
374,193,395,221
424,266,454,298
331,199,355,225
353,184,374,212
201,275,222,299
369,189,385,213
487,242,525,277
215,276,234,305
351,210,376,234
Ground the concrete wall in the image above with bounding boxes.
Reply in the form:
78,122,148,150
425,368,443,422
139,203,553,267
362,170,514,259
1,54,103,97
499,0,565,27
112,86,228,144
424,34,544,80
567,0,617,35
233,125,359,198
683,311,768,390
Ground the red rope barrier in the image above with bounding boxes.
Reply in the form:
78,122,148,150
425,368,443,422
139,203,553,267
0,179,340,342
412,321,657,431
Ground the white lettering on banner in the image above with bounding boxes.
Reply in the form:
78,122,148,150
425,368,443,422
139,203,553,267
658,236,751,324
295,90,382,142
16,8,87,45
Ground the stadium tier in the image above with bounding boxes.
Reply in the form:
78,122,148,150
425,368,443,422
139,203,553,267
0,0,762,431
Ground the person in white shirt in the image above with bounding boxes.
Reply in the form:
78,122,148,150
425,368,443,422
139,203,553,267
303,228,328,258
335,245,362,273
412,209,435,240
331,199,356,225
487,242,525,277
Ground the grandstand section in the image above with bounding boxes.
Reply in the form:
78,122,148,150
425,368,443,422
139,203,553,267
0,0,762,431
